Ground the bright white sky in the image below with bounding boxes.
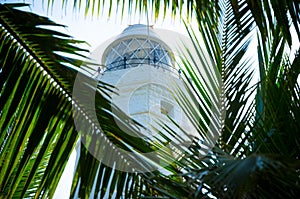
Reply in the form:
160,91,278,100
6,0,190,49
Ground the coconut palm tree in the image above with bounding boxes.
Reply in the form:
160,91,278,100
0,0,299,198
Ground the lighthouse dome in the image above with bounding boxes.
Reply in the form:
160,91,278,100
102,24,174,71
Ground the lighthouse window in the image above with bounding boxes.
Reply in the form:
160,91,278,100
105,38,173,71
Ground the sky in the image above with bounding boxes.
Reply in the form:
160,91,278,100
4,0,190,49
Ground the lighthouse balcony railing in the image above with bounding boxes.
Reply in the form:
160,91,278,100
104,58,180,76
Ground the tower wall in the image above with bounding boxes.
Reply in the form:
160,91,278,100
98,24,196,140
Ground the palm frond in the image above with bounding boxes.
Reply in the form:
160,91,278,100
183,0,300,197
246,0,300,46
253,17,300,157
202,153,300,198
158,0,257,197
43,0,217,22
0,3,88,198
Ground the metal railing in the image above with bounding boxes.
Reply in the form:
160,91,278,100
103,58,181,77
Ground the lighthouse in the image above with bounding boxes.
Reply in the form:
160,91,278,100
72,23,221,172
95,24,194,140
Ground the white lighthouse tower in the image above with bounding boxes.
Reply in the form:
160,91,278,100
72,24,221,173
96,24,195,141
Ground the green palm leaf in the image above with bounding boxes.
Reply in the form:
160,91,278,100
0,3,88,198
